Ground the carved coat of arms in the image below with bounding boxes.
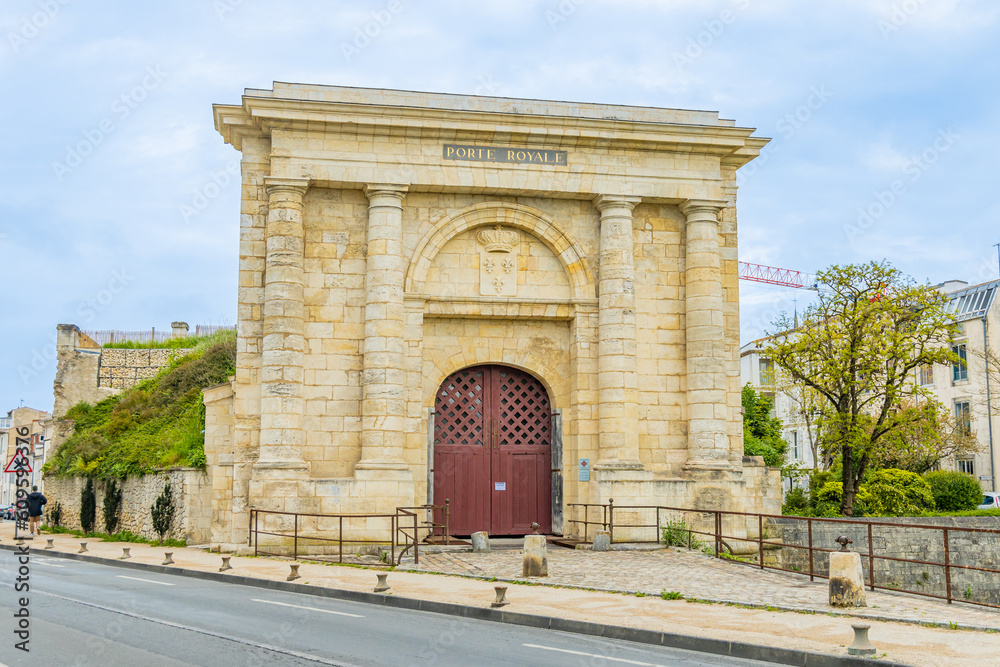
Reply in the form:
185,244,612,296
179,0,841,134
477,225,519,296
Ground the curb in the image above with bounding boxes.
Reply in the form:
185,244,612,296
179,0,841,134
396,567,999,634
6,542,908,667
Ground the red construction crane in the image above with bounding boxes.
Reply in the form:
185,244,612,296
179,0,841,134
738,261,813,289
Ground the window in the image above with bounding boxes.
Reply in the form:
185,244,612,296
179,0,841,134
952,344,968,382
958,459,975,475
955,401,971,436
759,359,774,386
918,363,933,386
792,431,799,460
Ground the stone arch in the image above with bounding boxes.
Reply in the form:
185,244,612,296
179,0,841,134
405,202,595,299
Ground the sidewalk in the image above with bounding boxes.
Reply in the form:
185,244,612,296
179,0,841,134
6,523,1000,667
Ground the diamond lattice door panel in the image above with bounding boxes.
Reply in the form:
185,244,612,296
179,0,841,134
434,365,552,536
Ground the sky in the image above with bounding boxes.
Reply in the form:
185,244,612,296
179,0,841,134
1,0,998,414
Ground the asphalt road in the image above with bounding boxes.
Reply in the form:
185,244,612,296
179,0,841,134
0,551,776,666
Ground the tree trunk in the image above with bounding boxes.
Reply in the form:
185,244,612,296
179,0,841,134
840,444,855,516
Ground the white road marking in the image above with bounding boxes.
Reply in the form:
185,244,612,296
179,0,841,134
523,643,668,666
117,575,174,586
251,598,364,618
34,560,66,568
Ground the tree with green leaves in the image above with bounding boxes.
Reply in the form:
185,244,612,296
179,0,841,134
103,479,123,534
768,261,959,516
151,480,175,543
870,399,981,474
80,478,96,534
741,384,787,467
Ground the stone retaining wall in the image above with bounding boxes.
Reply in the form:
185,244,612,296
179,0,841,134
42,469,211,543
773,516,1000,605
97,348,190,389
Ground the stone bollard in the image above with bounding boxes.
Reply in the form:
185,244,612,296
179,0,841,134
848,624,876,656
287,563,301,581
471,531,491,554
491,586,509,608
219,556,232,572
592,530,611,552
829,537,866,608
119,547,131,560
45,539,54,550
162,552,174,566
523,534,548,577
374,572,390,593
78,542,88,554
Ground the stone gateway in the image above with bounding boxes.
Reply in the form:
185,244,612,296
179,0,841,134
204,83,780,551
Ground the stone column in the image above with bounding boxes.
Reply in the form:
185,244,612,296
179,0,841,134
681,198,731,470
255,177,310,475
593,195,643,470
357,184,409,471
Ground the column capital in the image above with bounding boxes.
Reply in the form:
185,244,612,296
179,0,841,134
264,177,310,200
679,198,728,218
365,183,409,204
593,194,642,213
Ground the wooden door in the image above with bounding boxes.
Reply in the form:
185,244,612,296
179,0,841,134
434,365,551,536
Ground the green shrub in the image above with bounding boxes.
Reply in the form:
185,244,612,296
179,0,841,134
924,471,982,512
80,478,96,533
863,468,935,516
151,481,176,543
661,519,693,547
782,486,809,515
102,479,123,533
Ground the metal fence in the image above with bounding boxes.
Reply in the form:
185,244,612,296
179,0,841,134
568,500,1000,609
249,503,450,566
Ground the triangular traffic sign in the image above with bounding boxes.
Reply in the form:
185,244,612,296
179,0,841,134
4,452,31,473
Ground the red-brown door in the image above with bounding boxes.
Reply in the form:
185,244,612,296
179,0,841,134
434,365,551,536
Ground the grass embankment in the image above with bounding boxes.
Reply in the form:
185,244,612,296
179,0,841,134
103,332,227,349
44,329,236,478
41,525,187,548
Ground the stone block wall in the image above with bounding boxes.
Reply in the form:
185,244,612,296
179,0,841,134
42,469,211,543
774,515,1000,605
97,348,189,389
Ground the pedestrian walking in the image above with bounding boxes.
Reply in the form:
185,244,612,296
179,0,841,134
27,486,47,537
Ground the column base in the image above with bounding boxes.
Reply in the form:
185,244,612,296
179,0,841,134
683,459,737,473
355,459,411,472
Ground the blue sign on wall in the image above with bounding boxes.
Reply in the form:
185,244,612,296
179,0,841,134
578,458,590,482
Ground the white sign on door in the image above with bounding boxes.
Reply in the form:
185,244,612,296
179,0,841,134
494,482,506,491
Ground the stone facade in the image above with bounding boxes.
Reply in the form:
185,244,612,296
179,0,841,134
207,83,777,550
42,469,211,543
774,516,1000,605
52,324,190,418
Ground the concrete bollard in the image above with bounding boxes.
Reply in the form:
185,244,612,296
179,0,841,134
374,572,390,592
287,563,301,581
78,542,88,554
471,531,491,554
848,624,876,656
491,586,509,608
162,552,174,566
219,556,232,572
119,547,131,560
829,538,866,608
522,534,548,577
592,530,611,552
45,539,54,550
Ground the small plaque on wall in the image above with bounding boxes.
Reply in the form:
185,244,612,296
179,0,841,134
578,458,590,482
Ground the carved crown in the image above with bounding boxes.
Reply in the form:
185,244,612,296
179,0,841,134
476,225,519,253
